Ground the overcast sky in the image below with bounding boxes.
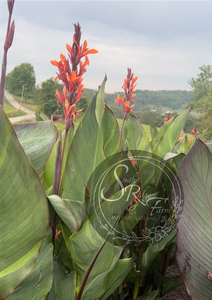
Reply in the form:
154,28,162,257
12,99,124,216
0,1,212,93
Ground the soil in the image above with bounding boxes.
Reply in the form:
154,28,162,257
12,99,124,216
164,260,192,300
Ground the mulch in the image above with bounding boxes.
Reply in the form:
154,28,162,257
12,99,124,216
163,260,192,300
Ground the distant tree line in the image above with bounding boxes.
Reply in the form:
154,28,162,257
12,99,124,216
105,90,193,111
6,62,207,137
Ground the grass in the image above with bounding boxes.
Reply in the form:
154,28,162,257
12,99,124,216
12,117,37,124
11,95,38,112
4,97,27,117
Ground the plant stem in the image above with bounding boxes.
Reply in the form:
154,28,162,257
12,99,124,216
120,111,127,149
61,127,69,168
52,130,62,248
133,219,145,299
76,240,107,300
0,10,12,107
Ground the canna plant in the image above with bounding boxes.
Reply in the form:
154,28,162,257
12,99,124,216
0,13,208,300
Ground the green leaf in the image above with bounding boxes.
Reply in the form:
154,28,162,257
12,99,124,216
161,152,184,163
162,277,182,296
126,114,151,153
125,114,154,185
0,107,49,299
153,107,191,158
40,111,50,121
48,261,66,300
135,290,160,300
13,120,57,175
151,116,175,149
95,76,107,126
56,272,76,300
153,107,191,185
99,258,134,300
101,105,121,159
60,78,108,202
142,228,176,275
70,184,138,299
48,195,85,233
7,233,53,300
173,138,212,300
149,120,158,141
41,125,74,189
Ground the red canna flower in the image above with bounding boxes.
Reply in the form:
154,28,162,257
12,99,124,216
191,126,200,138
115,68,137,114
164,112,172,124
50,23,98,129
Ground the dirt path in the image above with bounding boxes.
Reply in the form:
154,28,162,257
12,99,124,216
4,90,36,123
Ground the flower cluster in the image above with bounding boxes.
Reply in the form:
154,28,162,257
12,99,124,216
50,23,98,129
191,125,200,137
115,68,138,114
164,112,172,124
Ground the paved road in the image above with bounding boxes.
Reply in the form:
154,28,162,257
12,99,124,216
4,90,36,123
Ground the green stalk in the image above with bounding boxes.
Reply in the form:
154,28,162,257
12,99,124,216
133,219,145,299
120,111,127,149
76,240,107,300
52,130,62,248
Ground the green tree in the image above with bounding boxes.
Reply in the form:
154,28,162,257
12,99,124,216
6,63,36,102
188,65,212,139
38,78,64,117
188,65,212,113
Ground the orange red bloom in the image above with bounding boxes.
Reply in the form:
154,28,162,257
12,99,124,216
164,113,172,124
50,23,98,129
191,126,200,137
115,68,137,114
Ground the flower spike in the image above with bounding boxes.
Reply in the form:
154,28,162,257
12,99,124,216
50,23,98,129
115,68,137,114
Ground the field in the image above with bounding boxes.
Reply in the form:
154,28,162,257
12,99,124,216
11,95,37,112
4,97,27,118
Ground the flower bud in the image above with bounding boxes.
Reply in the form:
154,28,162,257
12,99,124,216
4,20,15,50
7,0,15,14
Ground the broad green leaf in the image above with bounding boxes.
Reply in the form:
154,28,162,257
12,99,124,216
117,196,158,246
56,272,76,300
7,233,53,300
41,125,74,189
48,261,66,300
153,107,191,185
40,111,50,121
142,228,176,275
149,120,158,141
0,107,49,299
174,135,191,155
153,107,191,158
135,290,160,300
70,184,138,299
151,116,175,149
162,152,184,164
126,114,151,153
173,138,212,300
125,114,154,185
13,120,57,175
162,277,182,296
48,195,85,233
95,76,107,126
101,105,121,158
61,78,108,202
100,258,134,300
